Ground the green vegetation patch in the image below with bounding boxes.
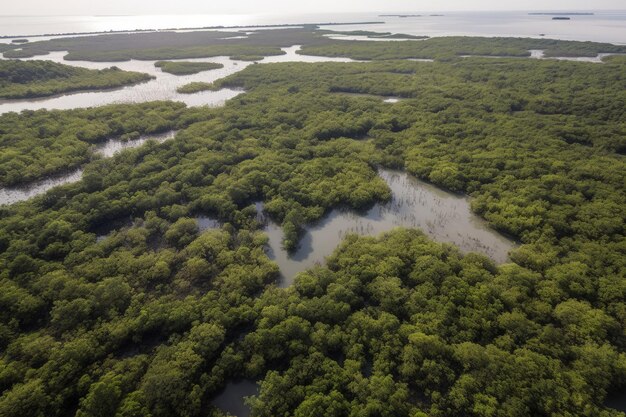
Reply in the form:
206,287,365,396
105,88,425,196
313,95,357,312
154,60,224,75
5,27,624,62
230,55,265,61
0,60,153,99
241,229,626,416
0,101,207,186
176,81,220,94
0,38,624,417
301,35,626,60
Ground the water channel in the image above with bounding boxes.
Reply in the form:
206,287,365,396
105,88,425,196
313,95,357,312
0,46,357,205
0,130,177,205
0,45,357,114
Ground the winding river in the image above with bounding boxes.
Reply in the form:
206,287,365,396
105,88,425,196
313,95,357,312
0,46,357,204
0,45,357,114
0,130,177,205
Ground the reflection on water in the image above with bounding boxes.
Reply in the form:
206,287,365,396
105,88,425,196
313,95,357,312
1,12,625,43
462,49,624,63
324,34,426,42
95,130,176,157
261,169,516,287
0,131,177,205
0,169,83,205
211,380,258,417
319,11,626,44
529,49,626,63
333,92,406,102
0,45,358,114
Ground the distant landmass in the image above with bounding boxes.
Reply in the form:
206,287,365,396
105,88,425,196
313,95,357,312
552,17,572,20
529,12,594,15
380,14,422,18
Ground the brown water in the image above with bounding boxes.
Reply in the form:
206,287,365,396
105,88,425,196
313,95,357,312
0,52,245,114
95,130,176,157
261,169,517,287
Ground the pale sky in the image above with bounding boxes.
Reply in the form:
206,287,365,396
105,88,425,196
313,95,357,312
1,0,623,16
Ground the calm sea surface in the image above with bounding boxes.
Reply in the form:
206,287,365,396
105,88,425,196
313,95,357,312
0,11,624,43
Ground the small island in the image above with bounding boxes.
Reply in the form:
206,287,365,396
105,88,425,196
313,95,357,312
176,81,220,94
552,17,572,20
330,30,428,40
0,60,153,99
154,61,224,75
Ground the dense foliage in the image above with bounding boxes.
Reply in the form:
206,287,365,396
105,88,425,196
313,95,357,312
0,102,206,186
331,30,428,40
0,37,624,417
176,82,220,94
0,60,152,99
154,61,224,75
2,27,625,62
241,229,626,417
299,36,626,60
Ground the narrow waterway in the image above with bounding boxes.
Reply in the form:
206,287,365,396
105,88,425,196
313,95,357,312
0,130,177,205
461,49,625,63
261,169,517,287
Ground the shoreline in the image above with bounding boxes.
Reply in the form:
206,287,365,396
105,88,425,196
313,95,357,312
0,21,384,40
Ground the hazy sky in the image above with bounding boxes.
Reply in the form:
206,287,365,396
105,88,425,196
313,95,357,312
1,0,623,15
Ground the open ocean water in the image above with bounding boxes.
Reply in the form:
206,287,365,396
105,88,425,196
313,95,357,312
0,11,624,43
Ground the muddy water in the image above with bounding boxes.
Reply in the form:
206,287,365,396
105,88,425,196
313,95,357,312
0,131,177,205
0,45,357,114
261,169,517,287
